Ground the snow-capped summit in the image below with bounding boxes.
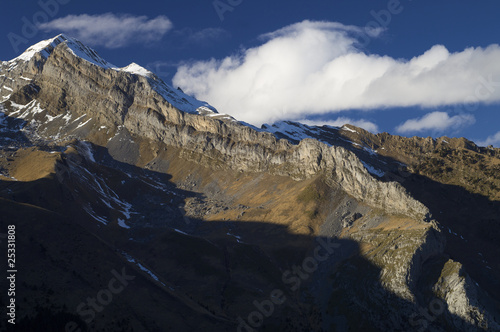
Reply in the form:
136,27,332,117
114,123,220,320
9,34,116,69
119,63,154,78
9,34,67,62
3,34,219,117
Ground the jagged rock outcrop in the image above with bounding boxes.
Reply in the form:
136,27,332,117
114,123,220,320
352,226,446,301
431,260,500,330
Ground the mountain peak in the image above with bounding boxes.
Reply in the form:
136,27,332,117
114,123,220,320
9,34,117,69
10,34,67,62
8,34,116,69
3,35,219,116
119,63,153,78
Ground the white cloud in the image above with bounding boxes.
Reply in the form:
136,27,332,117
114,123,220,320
476,131,500,147
301,118,379,133
39,13,173,48
173,20,500,126
395,112,475,133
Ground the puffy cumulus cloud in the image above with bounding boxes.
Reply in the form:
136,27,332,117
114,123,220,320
476,131,500,147
301,118,379,133
173,20,500,126
395,112,475,133
39,13,173,48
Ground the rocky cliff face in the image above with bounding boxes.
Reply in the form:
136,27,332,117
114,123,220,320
431,259,500,330
1,35,429,222
1,35,499,331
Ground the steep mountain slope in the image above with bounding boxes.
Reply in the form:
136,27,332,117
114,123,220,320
0,35,499,331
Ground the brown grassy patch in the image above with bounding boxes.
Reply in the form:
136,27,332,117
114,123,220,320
9,148,61,181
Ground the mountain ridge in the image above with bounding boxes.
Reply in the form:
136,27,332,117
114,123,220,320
0,35,433,220
1,35,499,331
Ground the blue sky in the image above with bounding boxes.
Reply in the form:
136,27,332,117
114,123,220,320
2,0,500,146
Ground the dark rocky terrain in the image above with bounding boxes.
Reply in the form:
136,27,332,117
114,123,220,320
0,35,499,331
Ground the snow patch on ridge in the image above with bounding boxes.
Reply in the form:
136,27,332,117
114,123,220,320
173,229,189,235
78,141,95,162
83,204,108,225
63,37,116,69
262,121,318,142
122,252,165,285
341,125,357,133
262,120,342,145
119,63,152,77
117,218,130,229
361,161,385,178
150,78,219,115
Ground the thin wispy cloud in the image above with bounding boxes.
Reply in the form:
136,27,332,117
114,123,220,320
185,27,229,43
301,118,379,133
172,27,230,48
476,131,500,147
39,13,173,48
395,112,475,134
144,60,179,78
173,20,500,126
